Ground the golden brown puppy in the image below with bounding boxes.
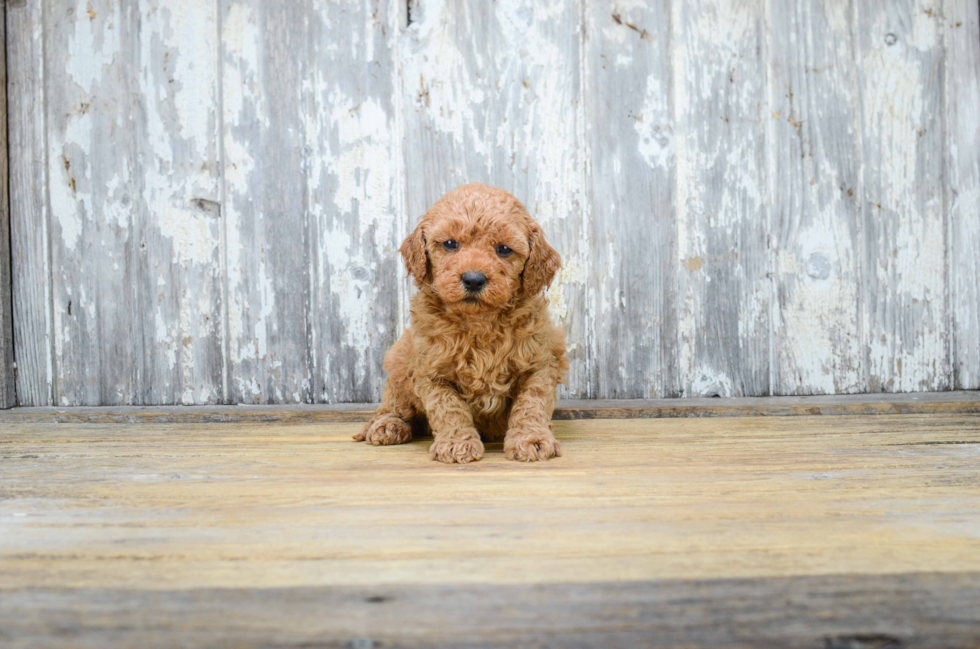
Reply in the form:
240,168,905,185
354,183,568,464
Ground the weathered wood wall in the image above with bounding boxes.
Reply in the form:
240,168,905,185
6,0,980,406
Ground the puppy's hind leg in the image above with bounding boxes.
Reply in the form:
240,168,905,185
356,413,413,446
355,376,416,445
354,338,416,446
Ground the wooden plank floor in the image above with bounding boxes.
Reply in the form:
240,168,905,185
2,412,980,647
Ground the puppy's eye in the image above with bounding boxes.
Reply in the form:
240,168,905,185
443,240,459,251
496,244,513,257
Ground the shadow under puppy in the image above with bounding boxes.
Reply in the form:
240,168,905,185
354,183,568,463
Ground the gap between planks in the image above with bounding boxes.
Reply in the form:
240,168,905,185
1,391,978,424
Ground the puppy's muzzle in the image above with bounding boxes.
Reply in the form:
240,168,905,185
461,271,488,294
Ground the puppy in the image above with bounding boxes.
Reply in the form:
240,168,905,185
354,183,568,464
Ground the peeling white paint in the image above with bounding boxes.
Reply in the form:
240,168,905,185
325,97,392,227
691,368,734,398
222,1,270,384
862,4,947,392
13,0,979,406
404,0,490,166
48,117,89,252
635,73,672,170
65,0,121,94
547,257,582,322
135,0,223,404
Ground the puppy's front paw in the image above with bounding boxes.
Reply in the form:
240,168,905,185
504,428,562,462
354,415,413,446
429,433,484,464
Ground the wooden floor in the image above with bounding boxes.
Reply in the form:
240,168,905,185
2,408,980,647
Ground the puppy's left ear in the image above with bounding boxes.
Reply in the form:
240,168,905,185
522,224,561,297
400,222,429,285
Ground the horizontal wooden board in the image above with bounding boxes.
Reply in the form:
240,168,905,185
2,414,979,588
2,572,979,648
3,392,979,424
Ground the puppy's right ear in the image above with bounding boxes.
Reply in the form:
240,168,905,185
400,222,428,285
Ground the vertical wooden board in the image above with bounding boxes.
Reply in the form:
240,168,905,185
944,0,980,390
0,0,13,408
401,0,490,216
221,2,313,403
305,0,404,403
857,0,948,392
402,0,591,398
671,2,770,397
585,0,676,398
0,3,11,408
135,1,224,404
7,0,53,406
43,0,145,405
767,1,864,395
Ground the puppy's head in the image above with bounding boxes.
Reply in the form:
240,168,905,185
400,183,560,314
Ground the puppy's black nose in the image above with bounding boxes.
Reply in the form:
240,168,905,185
461,271,488,294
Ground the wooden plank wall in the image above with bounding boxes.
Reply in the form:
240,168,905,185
5,0,980,406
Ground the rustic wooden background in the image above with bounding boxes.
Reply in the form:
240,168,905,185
5,0,980,406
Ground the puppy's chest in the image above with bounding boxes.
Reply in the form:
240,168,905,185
433,331,529,412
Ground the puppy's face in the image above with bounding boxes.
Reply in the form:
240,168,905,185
401,184,560,314
426,210,529,313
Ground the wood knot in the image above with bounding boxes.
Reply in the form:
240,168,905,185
825,634,903,649
191,198,222,218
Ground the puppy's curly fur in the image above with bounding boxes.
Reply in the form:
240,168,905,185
354,183,568,463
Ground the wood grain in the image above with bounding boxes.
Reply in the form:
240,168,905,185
7,0,53,406
2,414,979,589
305,0,403,404
586,0,676,399
858,0,949,392
135,0,225,405
0,1,14,409
15,1,226,406
672,1,770,397
220,0,313,404
3,573,979,648
944,0,980,390
40,0,146,405
221,0,402,405
3,391,979,424
767,0,864,395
